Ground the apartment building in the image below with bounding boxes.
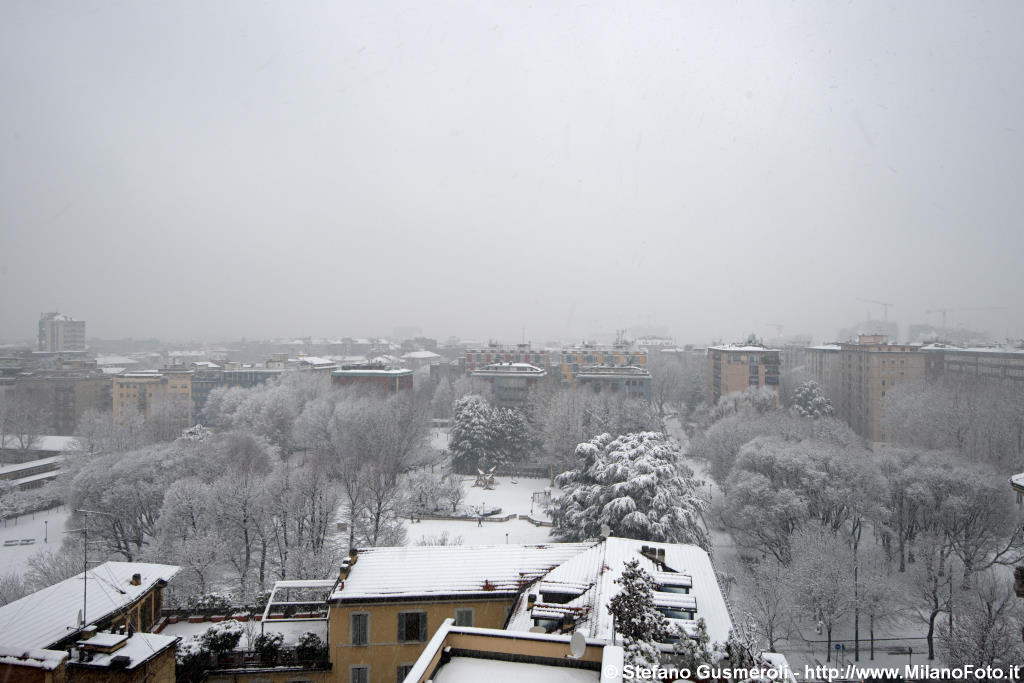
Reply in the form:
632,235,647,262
189,362,284,418
327,543,588,683
804,335,926,443
470,362,547,408
404,538,735,683
13,371,110,435
112,368,193,426
38,312,87,352
707,344,781,405
575,364,652,401
922,344,1024,384
464,343,647,385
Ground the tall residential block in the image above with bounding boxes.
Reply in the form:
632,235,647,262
37,312,86,352
707,344,781,406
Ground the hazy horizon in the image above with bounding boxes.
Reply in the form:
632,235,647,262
3,1,1023,345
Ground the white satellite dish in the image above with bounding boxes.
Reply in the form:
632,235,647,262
568,631,586,659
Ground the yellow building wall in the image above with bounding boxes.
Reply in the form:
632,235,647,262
329,597,515,683
206,669,331,683
0,664,65,683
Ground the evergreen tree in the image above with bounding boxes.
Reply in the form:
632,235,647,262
791,380,834,418
449,395,496,473
607,559,669,667
552,432,710,550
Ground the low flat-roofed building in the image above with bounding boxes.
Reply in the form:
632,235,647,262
0,435,80,464
402,619,619,683
331,364,413,393
575,365,651,401
470,363,547,408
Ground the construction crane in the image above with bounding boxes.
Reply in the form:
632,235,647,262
925,306,1006,330
858,298,895,321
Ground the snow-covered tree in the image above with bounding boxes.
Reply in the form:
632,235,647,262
790,380,833,418
743,559,793,652
74,407,147,453
450,395,497,473
939,570,1024,670
0,572,29,607
551,432,710,550
607,559,669,667
787,527,853,662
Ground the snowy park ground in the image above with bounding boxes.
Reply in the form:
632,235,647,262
405,429,558,546
0,505,71,575
404,475,557,547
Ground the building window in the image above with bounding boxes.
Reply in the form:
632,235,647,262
455,608,474,627
397,665,414,682
398,612,427,643
351,613,369,646
350,666,369,683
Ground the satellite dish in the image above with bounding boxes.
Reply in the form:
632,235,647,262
600,524,611,538
568,631,586,659
529,626,546,633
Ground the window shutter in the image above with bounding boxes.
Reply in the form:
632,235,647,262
398,613,406,641
418,613,427,641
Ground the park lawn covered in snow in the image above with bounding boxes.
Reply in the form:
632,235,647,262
406,517,554,546
405,475,557,546
0,507,70,574
459,475,553,520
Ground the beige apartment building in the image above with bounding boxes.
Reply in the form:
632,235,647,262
707,344,781,405
112,368,193,425
805,334,926,443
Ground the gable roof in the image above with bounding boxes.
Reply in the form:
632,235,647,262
506,537,732,646
0,562,179,650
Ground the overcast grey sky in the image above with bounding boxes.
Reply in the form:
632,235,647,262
2,1,1022,345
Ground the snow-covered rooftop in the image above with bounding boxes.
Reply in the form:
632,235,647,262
0,645,67,671
506,538,732,647
432,656,600,683
709,344,780,352
330,543,591,602
402,350,442,359
94,355,139,366
808,344,842,351
922,344,1024,355
1010,473,1024,492
296,356,335,366
73,633,179,670
0,455,63,476
0,562,180,650
474,363,546,374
